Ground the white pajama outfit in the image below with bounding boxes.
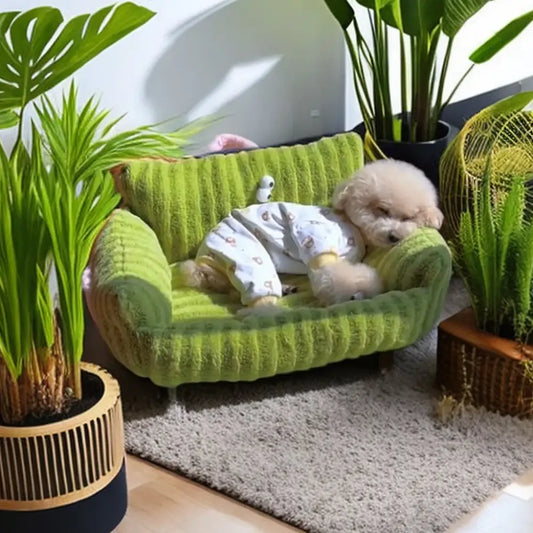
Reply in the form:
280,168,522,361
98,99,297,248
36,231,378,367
197,202,365,304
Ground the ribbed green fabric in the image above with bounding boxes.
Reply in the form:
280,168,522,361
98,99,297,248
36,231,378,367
87,133,452,387
114,133,364,263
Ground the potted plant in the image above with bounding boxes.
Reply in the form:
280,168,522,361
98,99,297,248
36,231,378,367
436,160,533,417
323,0,533,184
0,5,201,532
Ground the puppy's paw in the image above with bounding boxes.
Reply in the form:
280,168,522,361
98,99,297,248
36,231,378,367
309,260,383,306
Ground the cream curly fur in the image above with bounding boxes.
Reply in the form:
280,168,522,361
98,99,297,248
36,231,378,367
333,159,443,247
177,159,443,312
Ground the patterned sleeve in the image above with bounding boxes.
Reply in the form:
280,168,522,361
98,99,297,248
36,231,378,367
282,205,348,265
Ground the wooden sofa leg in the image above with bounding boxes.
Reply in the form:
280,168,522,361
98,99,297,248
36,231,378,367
378,351,394,373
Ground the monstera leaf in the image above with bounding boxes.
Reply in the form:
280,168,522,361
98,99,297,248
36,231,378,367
0,3,154,114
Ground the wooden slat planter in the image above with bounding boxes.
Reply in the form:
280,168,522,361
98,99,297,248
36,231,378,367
437,308,533,417
0,362,127,533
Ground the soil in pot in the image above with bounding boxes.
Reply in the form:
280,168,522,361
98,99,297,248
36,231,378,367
486,320,522,342
2,370,105,428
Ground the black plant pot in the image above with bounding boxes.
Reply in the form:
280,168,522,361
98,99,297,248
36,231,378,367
353,120,458,188
1,462,127,533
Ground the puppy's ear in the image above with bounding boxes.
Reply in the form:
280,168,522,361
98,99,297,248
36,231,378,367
418,206,444,229
332,179,355,211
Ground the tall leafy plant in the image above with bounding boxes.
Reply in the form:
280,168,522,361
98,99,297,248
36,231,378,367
0,5,202,424
453,163,533,342
324,0,533,143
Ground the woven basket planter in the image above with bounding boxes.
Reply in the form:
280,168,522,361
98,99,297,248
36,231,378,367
437,308,533,417
0,362,127,533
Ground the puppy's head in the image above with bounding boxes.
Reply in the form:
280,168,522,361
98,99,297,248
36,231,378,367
333,159,443,247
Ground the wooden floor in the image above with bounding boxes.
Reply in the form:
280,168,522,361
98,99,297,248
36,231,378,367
449,469,533,533
115,455,300,533
115,454,533,533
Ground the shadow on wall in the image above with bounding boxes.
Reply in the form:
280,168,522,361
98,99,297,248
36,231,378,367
144,0,345,150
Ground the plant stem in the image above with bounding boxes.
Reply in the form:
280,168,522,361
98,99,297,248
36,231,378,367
379,15,393,139
69,360,82,399
442,64,475,111
399,30,408,141
412,27,441,141
13,105,26,153
418,33,429,140
410,35,418,141
369,10,384,138
426,28,441,139
0,318,66,425
434,37,455,132
344,27,375,135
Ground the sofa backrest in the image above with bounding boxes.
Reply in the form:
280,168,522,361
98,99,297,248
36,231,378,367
115,132,364,263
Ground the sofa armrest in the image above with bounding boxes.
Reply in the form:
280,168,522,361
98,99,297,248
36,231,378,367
364,228,452,292
87,209,172,328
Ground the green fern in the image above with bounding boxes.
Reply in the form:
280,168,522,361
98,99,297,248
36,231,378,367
454,161,533,340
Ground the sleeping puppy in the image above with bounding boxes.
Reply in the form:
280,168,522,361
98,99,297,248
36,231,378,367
177,159,443,313
332,159,443,246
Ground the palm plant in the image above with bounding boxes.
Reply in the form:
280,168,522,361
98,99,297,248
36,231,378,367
324,0,533,143
0,5,202,424
452,162,533,342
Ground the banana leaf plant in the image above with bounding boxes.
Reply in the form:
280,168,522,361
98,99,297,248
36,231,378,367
323,0,533,143
0,5,202,424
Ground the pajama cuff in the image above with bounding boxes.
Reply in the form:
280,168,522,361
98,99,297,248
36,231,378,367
309,252,339,270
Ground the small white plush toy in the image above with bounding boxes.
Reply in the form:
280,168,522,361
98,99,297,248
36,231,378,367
256,175,275,202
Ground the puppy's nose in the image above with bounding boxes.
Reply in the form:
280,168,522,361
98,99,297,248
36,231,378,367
388,233,400,244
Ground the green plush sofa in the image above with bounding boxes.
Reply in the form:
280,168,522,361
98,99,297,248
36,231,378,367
85,132,452,387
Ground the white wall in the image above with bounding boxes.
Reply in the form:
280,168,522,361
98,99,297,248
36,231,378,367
1,0,532,150
0,0,346,151
345,0,533,129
